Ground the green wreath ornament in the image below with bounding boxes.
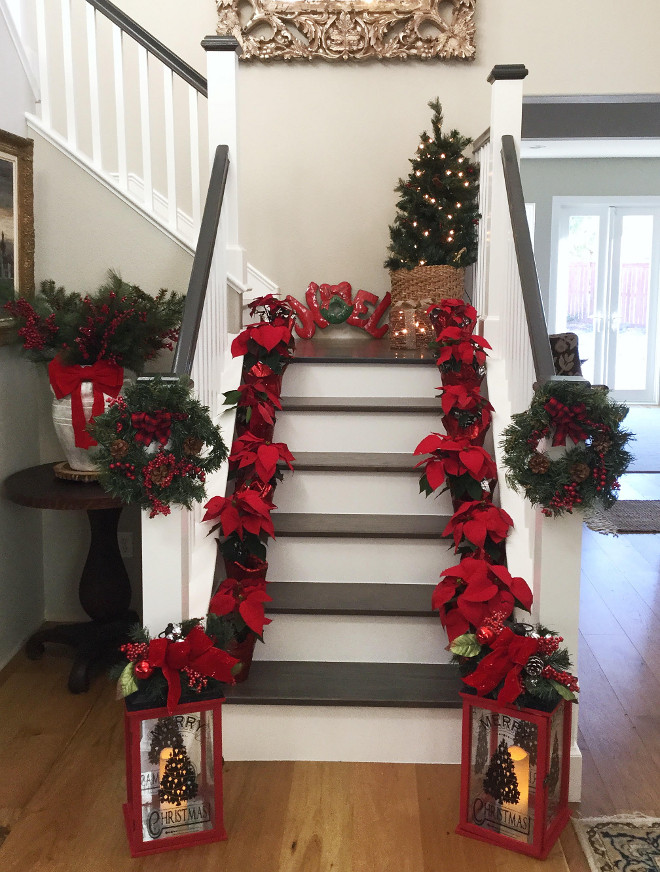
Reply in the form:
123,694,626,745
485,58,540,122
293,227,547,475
501,381,632,517
91,377,228,517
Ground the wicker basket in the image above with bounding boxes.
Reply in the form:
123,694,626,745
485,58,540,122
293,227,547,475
389,306,433,350
389,265,465,307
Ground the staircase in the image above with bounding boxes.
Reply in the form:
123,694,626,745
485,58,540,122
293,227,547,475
222,339,464,762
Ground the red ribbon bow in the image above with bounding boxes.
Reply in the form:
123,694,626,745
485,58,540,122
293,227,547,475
48,357,124,449
544,397,589,446
147,626,237,712
131,409,172,446
462,627,541,704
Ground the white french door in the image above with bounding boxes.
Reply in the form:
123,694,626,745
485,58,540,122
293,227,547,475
550,197,660,403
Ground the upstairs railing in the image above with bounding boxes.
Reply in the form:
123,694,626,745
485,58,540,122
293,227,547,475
475,66,583,800
29,0,209,249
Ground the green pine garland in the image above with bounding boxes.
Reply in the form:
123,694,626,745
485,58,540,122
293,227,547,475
501,381,632,518
91,377,228,517
385,99,480,271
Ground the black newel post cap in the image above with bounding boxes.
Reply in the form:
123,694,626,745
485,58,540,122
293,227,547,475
488,64,529,83
202,35,242,56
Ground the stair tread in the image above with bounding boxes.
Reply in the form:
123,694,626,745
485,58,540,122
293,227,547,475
291,338,437,365
278,451,420,472
272,513,450,538
267,582,436,616
280,396,440,413
223,661,461,708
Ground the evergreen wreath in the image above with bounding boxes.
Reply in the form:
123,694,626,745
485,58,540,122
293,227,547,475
92,377,228,517
501,381,632,518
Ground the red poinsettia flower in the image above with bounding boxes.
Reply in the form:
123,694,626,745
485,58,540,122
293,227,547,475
203,486,276,540
432,556,532,642
231,322,292,358
426,299,478,332
229,432,295,484
437,383,494,419
443,501,514,551
225,381,282,427
414,433,497,492
209,578,272,636
435,326,491,368
248,294,295,325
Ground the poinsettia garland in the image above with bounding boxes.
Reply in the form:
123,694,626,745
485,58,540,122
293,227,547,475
91,377,228,518
418,299,579,711
501,380,632,517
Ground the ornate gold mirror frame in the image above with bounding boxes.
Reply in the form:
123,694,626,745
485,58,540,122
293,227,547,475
216,0,476,61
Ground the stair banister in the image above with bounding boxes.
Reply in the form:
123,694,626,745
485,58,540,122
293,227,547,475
477,65,583,800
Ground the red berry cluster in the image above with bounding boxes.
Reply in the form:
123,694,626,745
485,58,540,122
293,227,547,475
543,483,583,516
183,667,208,692
537,635,562,656
4,299,58,350
109,460,138,480
120,642,149,661
542,665,579,693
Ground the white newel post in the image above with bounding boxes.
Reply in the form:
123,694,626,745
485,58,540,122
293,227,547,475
141,509,187,633
480,65,528,356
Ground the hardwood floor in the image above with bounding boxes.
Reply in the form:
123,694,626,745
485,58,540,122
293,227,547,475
0,526,658,871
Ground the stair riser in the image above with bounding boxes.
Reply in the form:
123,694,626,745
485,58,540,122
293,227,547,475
283,362,440,399
274,470,452,515
267,537,452,584
223,706,462,763
276,411,442,453
255,615,449,664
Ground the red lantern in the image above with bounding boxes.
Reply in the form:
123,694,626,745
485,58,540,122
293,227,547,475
123,695,227,856
457,692,572,859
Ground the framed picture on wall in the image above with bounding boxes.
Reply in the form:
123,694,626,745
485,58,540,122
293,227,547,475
0,129,34,346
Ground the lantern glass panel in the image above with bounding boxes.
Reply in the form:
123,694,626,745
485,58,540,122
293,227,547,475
467,706,537,845
546,704,564,826
138,710,216,843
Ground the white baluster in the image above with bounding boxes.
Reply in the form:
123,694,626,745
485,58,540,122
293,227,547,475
112,23,128,190
163,66,177,233
35,0,50,127
60,0,76,149
85,3,102,167
189,89,201,235
137,46,153,213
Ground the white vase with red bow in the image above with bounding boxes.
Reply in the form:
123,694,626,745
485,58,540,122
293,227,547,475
49,357,125,472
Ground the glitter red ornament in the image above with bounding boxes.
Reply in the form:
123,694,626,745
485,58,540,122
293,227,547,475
475,625,496,645
134,659,154,680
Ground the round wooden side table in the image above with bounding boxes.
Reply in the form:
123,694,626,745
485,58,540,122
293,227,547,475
4,462,139,693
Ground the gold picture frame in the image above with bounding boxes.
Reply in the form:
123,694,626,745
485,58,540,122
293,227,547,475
0,129,34,346
217,0,476,61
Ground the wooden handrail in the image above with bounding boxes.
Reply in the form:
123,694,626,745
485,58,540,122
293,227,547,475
500,134,555,384
171,145,229,377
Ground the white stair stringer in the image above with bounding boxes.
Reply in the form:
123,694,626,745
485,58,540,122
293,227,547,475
223,705,462,763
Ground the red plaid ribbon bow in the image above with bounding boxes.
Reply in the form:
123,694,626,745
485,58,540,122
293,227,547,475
131,409,172,446
48,357,124,449
544,397,590,446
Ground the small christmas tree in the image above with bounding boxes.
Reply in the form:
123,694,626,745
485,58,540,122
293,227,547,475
547,733,560,794
513,719,538,766
148,717,183,765
475,720,489,774
385,99,479,272
159,746,198,807
483,739,520,805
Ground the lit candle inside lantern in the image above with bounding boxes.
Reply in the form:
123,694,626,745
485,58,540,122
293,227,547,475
507,745,529,817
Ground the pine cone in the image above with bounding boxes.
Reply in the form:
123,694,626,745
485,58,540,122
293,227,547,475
110,439,129,458
592,435,612,453
570,462,591,483
183,436,204,457
528,452,550,474
525,654,544,677
150,465,170,486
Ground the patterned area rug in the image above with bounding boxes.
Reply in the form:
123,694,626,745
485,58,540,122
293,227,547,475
572,815,660,872
586,502,660,535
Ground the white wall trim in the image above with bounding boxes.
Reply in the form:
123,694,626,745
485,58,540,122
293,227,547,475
0,0,40,103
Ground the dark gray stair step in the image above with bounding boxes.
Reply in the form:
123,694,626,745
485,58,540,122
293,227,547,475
272,513,449,539
223,661,461,708
278,451,419,473
279,396,440,413
291,338,437,365
267,582,436,617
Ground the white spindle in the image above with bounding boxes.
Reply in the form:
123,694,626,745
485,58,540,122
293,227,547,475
35,0,50,127
112,23,128,190
85,3,102,167
189,90,201,233
137,46,153,213
163,67,177,232
60,0,76,148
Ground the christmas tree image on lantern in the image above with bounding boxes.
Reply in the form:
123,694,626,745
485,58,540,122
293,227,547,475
483,739,520,805
475,720,489,774
385,99,479,272
547,733,560,795
148,717,184,765
159,745,198,808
